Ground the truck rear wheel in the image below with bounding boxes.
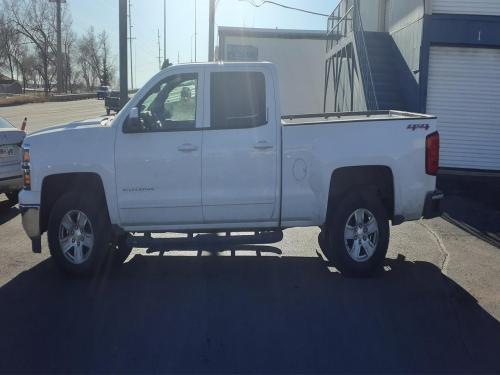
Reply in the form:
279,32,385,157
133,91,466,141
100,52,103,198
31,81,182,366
322,190,389,277
47,191,111,276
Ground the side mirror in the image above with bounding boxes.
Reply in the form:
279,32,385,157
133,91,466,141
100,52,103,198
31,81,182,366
124,107,141,133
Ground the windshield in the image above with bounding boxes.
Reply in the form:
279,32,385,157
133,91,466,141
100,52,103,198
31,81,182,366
0,117,14,129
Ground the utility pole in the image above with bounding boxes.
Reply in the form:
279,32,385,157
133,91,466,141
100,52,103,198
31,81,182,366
208,0,215,61
49,0,66,93
157,29,161,70
191,34,194,62
119,0,128,107
194,0,197,62
163,0,167,63
128,0,134,90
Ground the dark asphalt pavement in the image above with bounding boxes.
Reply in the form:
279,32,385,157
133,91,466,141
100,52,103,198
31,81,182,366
0,251,499,373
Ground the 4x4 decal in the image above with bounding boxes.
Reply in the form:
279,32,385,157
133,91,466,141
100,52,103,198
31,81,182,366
407,124,430,131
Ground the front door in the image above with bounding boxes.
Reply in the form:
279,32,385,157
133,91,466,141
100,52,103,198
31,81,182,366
115,71,204,227
201,67,279,225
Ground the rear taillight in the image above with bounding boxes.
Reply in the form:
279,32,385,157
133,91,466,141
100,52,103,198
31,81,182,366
426,131,439,176
22,148,31,190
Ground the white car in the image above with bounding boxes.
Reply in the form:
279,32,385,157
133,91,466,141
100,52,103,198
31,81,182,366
19,62,442,277
0,117,24,204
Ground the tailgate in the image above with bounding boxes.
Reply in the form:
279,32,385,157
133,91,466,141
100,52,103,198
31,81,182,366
0,130,24,166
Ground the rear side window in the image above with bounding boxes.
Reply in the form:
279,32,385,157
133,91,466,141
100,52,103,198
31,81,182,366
210,71,266,129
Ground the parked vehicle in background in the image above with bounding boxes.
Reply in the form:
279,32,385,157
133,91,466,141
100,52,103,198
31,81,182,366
96,85,112,100
104,91,121,115
0,117,25,204
19,62,442,277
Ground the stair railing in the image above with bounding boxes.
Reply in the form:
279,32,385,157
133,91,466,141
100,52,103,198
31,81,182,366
326,0,354,52
352,0,378,110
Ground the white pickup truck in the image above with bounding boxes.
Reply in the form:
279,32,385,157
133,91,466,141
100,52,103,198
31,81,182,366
19,62,442,277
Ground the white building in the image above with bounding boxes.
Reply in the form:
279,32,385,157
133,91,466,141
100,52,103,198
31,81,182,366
218,26,328,115
326,0,500,175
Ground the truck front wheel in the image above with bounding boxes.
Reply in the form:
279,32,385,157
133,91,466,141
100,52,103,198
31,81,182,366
322,190,389,277
47,191,111,276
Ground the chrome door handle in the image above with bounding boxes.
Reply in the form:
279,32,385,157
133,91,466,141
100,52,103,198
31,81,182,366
253,141,273,150
177,143,198,152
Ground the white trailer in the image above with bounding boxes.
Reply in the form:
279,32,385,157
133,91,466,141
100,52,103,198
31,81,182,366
218,27,326,115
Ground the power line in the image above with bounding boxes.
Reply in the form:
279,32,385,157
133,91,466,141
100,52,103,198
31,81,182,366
238,0,329,17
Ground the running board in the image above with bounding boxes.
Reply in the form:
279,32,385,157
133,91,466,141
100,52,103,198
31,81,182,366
128,230,284,249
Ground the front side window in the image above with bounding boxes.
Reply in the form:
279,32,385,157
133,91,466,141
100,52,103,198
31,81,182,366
133,73,198,132
210,71,266,130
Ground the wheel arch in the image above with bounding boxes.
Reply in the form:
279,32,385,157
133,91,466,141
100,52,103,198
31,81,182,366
40,172,109,234
325,166,395,226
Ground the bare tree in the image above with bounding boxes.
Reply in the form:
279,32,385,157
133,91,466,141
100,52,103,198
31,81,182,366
14,48,37,92
99,30,115,86
1,0,117,94
76,28,116,90
77,27,101,90
0,14,19,80
77,32,96,90
5,0,57,94
62,12,76,93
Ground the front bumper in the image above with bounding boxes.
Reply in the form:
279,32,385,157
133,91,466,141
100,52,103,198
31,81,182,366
20,205,41,253
422,190,444,219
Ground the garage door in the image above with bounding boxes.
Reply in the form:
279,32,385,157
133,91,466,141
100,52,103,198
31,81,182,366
432,0,500,16
427,46,500,171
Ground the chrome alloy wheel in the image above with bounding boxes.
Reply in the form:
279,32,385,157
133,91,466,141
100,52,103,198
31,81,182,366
58,210,94,265
344,208,379,262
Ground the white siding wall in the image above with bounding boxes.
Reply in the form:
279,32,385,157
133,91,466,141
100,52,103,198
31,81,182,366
360,0,383,31
385,0,424,33
432,0,500,16
223,35,325,115
427,46,500,171
385,0,425,85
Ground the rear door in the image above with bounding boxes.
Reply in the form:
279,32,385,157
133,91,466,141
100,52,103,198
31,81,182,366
201,66,279,225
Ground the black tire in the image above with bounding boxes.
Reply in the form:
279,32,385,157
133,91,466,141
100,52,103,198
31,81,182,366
5,191,19,204
318,230,329,254
322,190,389,277
47,191,111,276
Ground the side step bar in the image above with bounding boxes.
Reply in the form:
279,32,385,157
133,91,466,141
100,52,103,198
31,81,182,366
128,230,284,249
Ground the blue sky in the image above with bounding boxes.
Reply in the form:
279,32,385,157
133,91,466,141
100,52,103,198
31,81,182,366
69,0,337,87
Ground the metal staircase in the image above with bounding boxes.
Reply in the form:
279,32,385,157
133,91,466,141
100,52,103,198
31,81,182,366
324,0,404,112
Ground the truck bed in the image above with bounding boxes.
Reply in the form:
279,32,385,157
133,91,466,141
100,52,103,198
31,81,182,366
281,110,436,126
